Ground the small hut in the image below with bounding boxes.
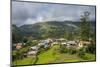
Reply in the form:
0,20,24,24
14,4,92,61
27,46,39,57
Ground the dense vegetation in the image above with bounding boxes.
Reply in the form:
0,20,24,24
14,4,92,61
12,18,95,42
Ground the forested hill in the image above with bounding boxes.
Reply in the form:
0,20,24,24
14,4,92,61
12,20,95,42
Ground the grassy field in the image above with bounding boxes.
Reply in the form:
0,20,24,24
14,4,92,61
13,45,95,65
36,45,82,64
13,57,35,65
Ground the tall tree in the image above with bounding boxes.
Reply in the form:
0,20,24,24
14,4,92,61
79,11,91,41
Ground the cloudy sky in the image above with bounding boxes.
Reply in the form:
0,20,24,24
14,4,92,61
12,1,95,26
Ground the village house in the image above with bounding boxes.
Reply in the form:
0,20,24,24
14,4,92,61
59,40,78,49
58,38,67,42
61,42,67,46
60,40,92,49
51,38,68,46
38,39,52,48
13,42,26,50
78,41,91,48
27,46,39,57
67,41,77,46
51,41,59,46
38,42,44,47
15,43,23,50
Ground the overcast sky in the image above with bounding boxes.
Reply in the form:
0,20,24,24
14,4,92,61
12,1,95,26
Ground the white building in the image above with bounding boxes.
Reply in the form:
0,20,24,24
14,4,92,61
27,46,39,57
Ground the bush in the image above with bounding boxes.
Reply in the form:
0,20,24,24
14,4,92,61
78,47,85,58
59,45,77,54
86,43,96,54
68,48,77,54
60,45,68,53
32,41,38,46
82,53,95,60
77,47,95,60
82,54,90,60
12,51,17,61
12,50,23,60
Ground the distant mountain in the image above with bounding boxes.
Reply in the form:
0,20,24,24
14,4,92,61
12,20,96,40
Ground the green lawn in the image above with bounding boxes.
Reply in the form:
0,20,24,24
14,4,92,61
13,45,95,65
36,45,83,64
13,57,35,65
81,53,96,61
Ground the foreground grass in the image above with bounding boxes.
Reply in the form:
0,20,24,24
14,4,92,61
13,57,35,65
13,45,95,65
81,53,96,61
36,45,82,64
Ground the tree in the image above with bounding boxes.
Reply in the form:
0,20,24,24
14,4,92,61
60,45,68,53
79,11,91,41
28,36,33,41
12,32,22,43
86,41,96,54
23,37,28,43
67,32,74,40
78,47,85,58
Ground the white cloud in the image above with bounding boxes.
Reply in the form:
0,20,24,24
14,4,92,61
12,1,96,26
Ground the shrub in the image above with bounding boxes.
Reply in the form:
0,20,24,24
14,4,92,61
82,54,91,60
60,45,68,53
12,51,17,61
80,53,95,60
68,48,77,54
32,41,38,46
86,43,96,54
78,47,85,58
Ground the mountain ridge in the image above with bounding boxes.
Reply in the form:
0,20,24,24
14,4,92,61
12,20,95,40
